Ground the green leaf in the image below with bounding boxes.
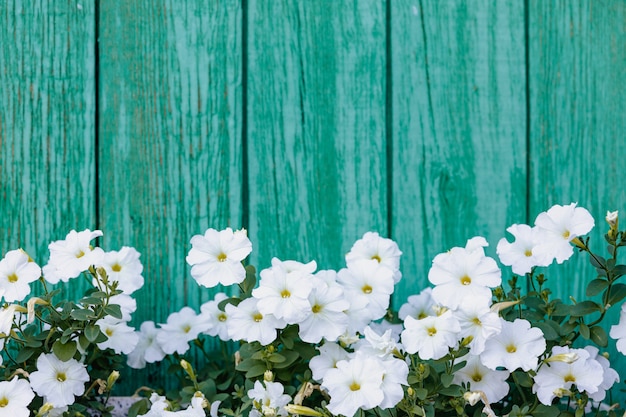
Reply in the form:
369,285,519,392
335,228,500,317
570,301,601,317
53,340,77,362
589,255,607,269
15,348,36,363
70,308,96,321
613,265,626,278
533,405,561,417
608,284,626,306
245,364,268,379
85,324,101,342
440,373,454,387
128,399,150,417
414,388,428,400
272,350,299,369
533,321,559,341
586,279,609,296
590,326,609,347
268,353,286,363
524,297,545,311
579,322,590,339
103,304,123,319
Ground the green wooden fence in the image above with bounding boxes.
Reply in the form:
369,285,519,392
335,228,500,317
2,0,626,394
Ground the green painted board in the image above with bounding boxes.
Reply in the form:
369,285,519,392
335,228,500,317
391,0,527,307
0,1,96,291
246,0,388,274
528,0,626,381
98,0,242,324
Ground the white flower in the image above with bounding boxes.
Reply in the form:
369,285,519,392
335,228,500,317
29,353,89,407
398,288,436,320
481,318,546,372
610,303,626,354
496,224,553,275
454,299,502,355
583,346,619,402
309,342,352,381
298,281,349,343
248,380,291,417
0,249,41,302
253,258,313,324
157,307,206,355
198,293,230,341
0,304,20,336
186,227,252,288
346,232,402,283
355,326,401,359
225,298,285,345
534,203,594,263
322,353,385,417
337,259,394,322
401,310,460,360
428,238,501,309
96,316,139,354
378,357,409,409
532,346,604,405
453,355,510,403
97,246,144,294
108,293,137,321
0,377,35,417
45,229,104,283
127,321,166,369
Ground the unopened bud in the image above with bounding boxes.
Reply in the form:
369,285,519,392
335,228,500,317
36,403,54,417
545,352,579,364
407,387,415,397
284,405,324,417
264,370,274,382
463,391,482,406
180,359,196,382
490,300,521,314
106,370,120,390
262,405,277,417
27,297,49,324
606,211,619,227
553,387,573,398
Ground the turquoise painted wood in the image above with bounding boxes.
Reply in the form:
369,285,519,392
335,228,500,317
1,0,626,398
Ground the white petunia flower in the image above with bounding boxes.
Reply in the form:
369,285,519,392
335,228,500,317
248,380,291,417
610,303,626,354
96,316,139,354
322,353,385,417
0,377,35,417
534,203,595,263
355,326,401,359
496,224,553,275
29,353,90,407
309,342,352,382
97,246,144,294
532,346,604,405
0,249,41,302
107,293,137,322
454,299,502,355
337,259,394,322
45,229,104,283
253,258,313,324
481,318,546,372
0,304,20,336
298,281,349,343
378,357,409,409
401,310,460,360
398,288,436,321
186,227,252,288
156,307,206,355
429,238,501,309
198,292,230,341
127,321,166,369
583,346,619,402
346,232,403,283
453,354,510,403
225,298,285,345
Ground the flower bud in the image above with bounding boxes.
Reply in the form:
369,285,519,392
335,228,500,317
264,370,274,382
106,370,120,391
463,391,482,406
180,359,196,382
284,405,324,416
545,352,579,364
35,403,54,417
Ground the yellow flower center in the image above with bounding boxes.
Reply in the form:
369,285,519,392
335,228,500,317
524,249,532,257
76,250,85,258
427,327,437,336
417,312,427,319
349,382,360,391
311,304,322,313
0,397,8,407
57,372,67,382
371,254,382,263
564,374,576,383
471,372,482,382
182,325,191,333
472,317,482,325
362,285,373,294
111,263,122,272
281,289,291,298
562,230,570,239
253,313,263,322
7,273,18,283
506,344,517,353
217,253,228,262
105,328,114,336
218,313,227,322
460,275,471,285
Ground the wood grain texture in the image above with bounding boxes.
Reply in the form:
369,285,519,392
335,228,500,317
529,0,626,366
391,0,527,306
0,1,96,280
246,0,388,273
98,0,242,323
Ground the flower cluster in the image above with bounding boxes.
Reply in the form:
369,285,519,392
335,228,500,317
124,203,626,417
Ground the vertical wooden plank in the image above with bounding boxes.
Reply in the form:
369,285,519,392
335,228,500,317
529,0,626,298
0,2,96,268
391,1,527,305
246,0,387,272
98,0,242,323
529,1,626,370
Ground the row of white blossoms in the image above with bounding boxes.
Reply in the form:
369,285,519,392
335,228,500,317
0,203,625,416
